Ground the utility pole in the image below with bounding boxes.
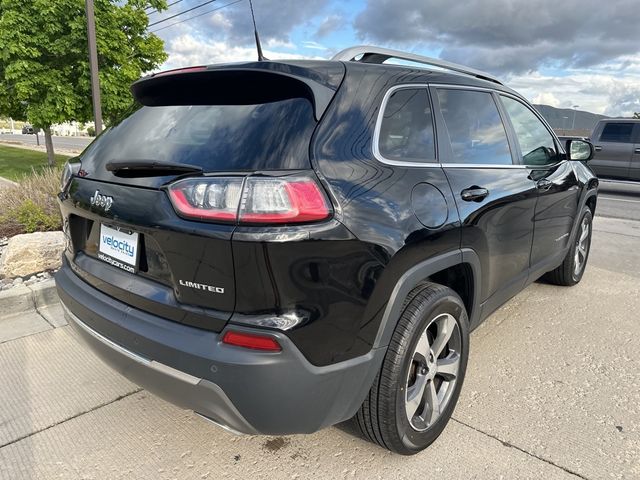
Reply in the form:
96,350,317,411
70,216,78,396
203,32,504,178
85,0,103,135
571,105,579,130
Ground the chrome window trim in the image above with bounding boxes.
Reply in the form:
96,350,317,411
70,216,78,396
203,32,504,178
372,83,550,169
372,83,439,167
441,163,527,169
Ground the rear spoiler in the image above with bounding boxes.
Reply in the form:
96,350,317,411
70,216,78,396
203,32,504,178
131,61,345,121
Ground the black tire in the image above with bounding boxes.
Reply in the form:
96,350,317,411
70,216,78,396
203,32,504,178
544,209,593,286
352,282,469,455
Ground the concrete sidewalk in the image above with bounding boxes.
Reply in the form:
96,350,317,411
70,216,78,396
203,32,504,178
0,280,65,344
0,218,639,479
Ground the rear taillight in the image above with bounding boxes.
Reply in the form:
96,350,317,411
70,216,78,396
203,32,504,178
167,176,331,225
222,331,282,352
60,161,81,192
168,177,243,221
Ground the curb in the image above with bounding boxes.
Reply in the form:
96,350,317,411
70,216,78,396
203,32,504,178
0,278,59,318
0,175,18,187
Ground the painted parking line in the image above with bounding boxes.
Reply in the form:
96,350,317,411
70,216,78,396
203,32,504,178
599,196,640,203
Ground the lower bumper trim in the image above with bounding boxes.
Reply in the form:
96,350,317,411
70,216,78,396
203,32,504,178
62,301,259,435
62,303,200,386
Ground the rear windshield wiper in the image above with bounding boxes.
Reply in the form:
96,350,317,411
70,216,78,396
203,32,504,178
106,160,203,178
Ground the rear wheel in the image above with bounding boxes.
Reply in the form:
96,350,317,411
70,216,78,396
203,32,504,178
545,209,593,286
353,282,469,454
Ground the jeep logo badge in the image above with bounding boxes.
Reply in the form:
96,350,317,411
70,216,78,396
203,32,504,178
90,190,113,212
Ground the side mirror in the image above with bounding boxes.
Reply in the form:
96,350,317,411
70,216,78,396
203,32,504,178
565,139,594,161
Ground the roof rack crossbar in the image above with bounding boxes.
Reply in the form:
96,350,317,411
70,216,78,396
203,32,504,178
331,45,503,86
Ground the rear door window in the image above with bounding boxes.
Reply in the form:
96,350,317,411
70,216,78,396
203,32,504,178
377,88,436,163
600,123,635,143
436,89,512,165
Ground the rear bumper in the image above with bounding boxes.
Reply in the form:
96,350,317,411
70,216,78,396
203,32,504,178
56,259,385,435
63,304,256,434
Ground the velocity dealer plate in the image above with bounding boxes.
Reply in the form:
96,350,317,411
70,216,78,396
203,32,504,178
98,224,139,273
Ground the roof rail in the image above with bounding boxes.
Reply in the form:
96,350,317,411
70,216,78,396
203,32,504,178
331,45,503,86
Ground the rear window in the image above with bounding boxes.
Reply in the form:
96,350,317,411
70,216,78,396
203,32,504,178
600,123,634,143
81,98,316,171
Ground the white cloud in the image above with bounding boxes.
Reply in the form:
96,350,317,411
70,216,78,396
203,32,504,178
531,92,561,107
264,38,296,50
163,35,321,69
508,71,640,116
206,11,232,31
302,41,328,51
314,14,345,38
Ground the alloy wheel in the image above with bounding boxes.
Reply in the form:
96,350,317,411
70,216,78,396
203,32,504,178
405,313,462,432
574,216,591,276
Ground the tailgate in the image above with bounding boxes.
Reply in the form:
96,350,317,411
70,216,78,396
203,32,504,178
61,177,234,331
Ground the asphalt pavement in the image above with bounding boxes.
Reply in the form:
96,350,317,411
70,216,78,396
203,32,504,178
0,133,92,152
0,181,639,479
597,180,640,222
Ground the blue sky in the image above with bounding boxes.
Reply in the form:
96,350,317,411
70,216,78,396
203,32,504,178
149,0,640,116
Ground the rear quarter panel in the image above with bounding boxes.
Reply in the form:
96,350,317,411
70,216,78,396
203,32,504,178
308,65,463,362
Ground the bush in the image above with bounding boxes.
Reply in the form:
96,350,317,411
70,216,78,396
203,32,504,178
16,199,61,233
0,167,62,237
87,126,96,137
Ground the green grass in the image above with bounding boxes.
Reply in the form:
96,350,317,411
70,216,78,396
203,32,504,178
0,144,71,181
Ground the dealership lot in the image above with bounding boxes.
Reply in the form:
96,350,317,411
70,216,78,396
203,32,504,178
1,182,639,480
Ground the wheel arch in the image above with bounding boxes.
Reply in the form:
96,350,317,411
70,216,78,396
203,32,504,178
373,249,481,349
569,189,598,244
585,190,597,216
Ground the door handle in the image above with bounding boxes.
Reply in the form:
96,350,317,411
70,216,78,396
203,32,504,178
461,187,489,202
594,146,602,151
635,148,640,154
537,179,553,191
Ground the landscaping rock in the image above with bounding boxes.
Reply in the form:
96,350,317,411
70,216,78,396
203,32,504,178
0,231,64,278
0,236,7,263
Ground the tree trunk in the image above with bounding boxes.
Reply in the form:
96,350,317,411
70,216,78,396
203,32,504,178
43,126,55,167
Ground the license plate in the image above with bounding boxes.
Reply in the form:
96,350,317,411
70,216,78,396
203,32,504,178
98,224,139,273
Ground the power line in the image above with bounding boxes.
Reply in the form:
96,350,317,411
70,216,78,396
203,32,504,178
146,0,186,15
150,0,242,33
148,0,221,27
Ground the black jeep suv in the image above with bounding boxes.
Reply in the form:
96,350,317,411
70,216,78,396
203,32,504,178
56,46,598,455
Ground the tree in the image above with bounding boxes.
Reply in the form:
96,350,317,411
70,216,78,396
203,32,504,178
0,0,168,166
634,112,640,119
